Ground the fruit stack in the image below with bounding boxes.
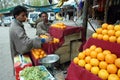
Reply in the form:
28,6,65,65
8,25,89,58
73,45,120,80
92,23,120,43
51,22,66,29
31,49,47,59
40,34,60,44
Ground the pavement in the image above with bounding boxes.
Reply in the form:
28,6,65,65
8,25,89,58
0,20,95,80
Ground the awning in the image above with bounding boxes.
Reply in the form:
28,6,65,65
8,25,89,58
0,7,15,13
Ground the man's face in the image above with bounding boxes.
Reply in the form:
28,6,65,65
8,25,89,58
15,12,27,22
41,13,48,22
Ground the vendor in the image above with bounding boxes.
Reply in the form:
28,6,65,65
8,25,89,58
36,11,52,36
9,5,51,74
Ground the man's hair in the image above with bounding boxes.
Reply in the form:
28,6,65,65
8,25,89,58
12,5,27,18
39,11,48,17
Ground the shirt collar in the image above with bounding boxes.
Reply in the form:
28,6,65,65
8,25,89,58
14,19,24,27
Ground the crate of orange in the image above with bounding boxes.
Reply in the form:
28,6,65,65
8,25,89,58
30,49,47,66
66,23,120,80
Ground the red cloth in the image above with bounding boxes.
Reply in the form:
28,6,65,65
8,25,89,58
42,42,63,54
42,26,85,54
66,62,102,80
49,26,84,39
83,37,120,57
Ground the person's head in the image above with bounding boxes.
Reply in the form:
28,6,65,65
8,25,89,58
12,5,27,22
40,12,48,22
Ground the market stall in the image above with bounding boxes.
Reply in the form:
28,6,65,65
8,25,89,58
31,24,86,65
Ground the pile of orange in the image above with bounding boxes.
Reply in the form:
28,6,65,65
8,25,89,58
31,49,46,59
40,34,49,39
73,45,120,80
51,22,66,29
92,23,120,44
40,35,60,44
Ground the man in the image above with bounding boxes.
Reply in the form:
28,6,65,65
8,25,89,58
36,11,51,36
9,6,50,66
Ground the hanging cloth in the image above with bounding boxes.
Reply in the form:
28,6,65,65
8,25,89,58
98,0,106,12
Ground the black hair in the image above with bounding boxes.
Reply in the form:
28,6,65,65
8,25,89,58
12,5,27,18
39,11,48,17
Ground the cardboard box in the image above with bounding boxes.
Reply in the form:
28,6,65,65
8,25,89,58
70,41,82,60
63,33,81,45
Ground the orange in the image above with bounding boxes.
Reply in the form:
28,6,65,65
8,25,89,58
38,49,42,52
84,49,91,56
103,35,109,41
91,66,99,75
98,69,109,80
82,50,86,54
102,29,108,35
97,53,105,61
108,74,120,80
115,31,120,37
111,54,117,59
107,25,114,30
96,28,103,34
78,60,86,67
92,33,98,38
109,36,117,42
41,51,45,55
90,58,99,66
103,50,111,56
85,64,92,71
117,69,120,77
105,54,115,64
117,37,120,44
39,54,43,58
112,53,117,59
85,56,91,63
107,30,115,36
89,45,96,51
95,47,103,53
73,57,79,64
35,51,40,55
43,54,47,57
107,64,117,74
90,51,97,58
78,52,85,59
114,25,120,31
97,34,103,40
99,61,108,69
102,23,108,29
115,58,120,68
34,54,39,59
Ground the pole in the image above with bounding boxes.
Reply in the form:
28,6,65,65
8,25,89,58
82,0,89,40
